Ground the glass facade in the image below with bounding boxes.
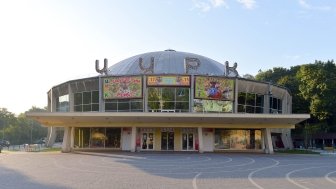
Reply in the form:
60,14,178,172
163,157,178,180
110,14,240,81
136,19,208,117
74,91,99,112
56,94,69,112
74,127,121,149
105,99,143,112
269,97,282,114
147,87,189,112
238,92,264,113
214,129,262,150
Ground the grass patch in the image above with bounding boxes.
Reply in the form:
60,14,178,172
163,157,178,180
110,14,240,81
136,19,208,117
40,147,61,152
275,149,320,154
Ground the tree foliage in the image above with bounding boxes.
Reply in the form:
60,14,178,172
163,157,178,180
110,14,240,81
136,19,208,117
255,60,336,134
296,60,336,122
0,106,47,145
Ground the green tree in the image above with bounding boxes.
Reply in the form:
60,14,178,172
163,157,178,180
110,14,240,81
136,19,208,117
297,60,336,125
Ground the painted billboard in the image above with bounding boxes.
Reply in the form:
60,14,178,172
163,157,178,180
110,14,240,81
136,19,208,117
194,76,234,101
103,76,142,99
193,99,233,113
147,75,190,86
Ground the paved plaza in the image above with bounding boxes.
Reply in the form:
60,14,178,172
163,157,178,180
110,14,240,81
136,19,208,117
1,152,336,189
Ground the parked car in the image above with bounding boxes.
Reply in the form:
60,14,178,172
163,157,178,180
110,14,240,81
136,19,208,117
0,140,10,147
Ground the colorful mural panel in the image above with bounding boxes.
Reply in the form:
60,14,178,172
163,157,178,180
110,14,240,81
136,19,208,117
194,76,234,101
103,76,142,99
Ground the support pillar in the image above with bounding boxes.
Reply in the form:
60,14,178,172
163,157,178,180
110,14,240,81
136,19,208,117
198,127,204,153
263,128,274,154
130,126,136,152
261,129,265,150
46,127,57,147
70,127,75,149
62,127,71,153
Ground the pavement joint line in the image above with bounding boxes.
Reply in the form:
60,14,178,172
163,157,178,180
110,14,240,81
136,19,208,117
286,165,336,189
248,158,280,189
325,170,336,184
192,172,201,189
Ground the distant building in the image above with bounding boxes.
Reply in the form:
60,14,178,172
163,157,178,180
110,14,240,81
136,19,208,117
27,50,309,153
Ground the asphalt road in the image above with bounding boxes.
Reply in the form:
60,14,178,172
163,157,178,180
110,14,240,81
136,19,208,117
1,152,336,189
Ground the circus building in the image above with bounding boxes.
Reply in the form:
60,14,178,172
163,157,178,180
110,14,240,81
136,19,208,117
27,50,309,154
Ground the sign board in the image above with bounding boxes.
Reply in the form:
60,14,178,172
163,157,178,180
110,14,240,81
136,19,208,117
147,75,190,87
103,76,142,99
194,76,234,101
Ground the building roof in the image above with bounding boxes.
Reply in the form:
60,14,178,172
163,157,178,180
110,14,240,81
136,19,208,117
107,50,227,76
26,112,310,128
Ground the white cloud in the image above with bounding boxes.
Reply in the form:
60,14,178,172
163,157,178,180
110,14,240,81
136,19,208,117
210,0,227,7
236,0,256,9
192,0,227,12
298,0,332,11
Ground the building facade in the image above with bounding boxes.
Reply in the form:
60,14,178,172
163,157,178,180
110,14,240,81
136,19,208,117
27,50,309,153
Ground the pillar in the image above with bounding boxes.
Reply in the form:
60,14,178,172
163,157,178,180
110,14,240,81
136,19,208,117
263,128,274,154
70,127,75,149
130,126,136,152
62,127,71,153
46,127,57,147
198,127,204,153
261,129,265,150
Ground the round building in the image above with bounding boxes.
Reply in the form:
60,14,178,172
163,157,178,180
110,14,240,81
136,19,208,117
27,50,309,153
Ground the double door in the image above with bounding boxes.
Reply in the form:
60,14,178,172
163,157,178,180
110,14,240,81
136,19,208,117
161,132,174,150
182,133,194,150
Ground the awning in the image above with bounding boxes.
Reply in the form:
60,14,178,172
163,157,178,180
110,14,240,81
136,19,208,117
26,112,310,129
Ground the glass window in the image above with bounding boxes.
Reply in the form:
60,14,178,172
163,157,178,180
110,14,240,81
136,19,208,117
238,92,263,114
256,95,264,107
105,102,117,111
147,87,190,112
238,92,245,105
246,93,256,106
74,91,99,112
214,129,261,150
83,105,91,112
118,102,130,111
83,92,91,104
92,104,99,112
176,88,189,101
74,93,82,106
74,105,82,112
269,97,282,114
92,91,99,103
56,94,69,112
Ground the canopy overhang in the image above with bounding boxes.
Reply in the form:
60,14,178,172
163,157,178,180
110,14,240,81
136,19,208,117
26,112,310,129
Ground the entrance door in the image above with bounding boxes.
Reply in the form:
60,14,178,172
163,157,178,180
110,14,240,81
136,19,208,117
161,132,174,150
142,132,154,150
182,133,194,150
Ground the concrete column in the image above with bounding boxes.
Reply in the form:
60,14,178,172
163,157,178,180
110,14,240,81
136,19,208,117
98,76,105,112
46,127,57,147
68,83,74,112
143,75,148,112
261,129,265,150
130,126,136,152
198,127,204,153
263,128,274,154
62,127,71,153
70,127,75,149
190,75,194,112
234,78,238,113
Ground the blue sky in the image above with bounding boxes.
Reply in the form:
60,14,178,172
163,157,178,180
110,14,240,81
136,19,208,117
0,0,335,114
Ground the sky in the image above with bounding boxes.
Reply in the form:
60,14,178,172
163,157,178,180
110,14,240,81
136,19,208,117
0,0,335,115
